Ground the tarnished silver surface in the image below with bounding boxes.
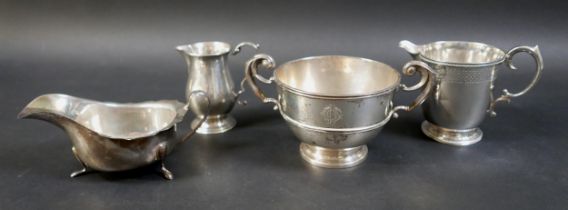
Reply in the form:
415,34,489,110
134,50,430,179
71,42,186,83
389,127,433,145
18,92,208,180
400,40,543,146
245,54,435,168
177,41,259,134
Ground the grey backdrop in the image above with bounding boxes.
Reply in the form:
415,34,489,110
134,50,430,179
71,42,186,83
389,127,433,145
1,0,567,209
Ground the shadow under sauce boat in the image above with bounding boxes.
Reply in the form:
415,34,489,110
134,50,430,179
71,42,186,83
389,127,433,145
18,92,209,180
245,54,435,168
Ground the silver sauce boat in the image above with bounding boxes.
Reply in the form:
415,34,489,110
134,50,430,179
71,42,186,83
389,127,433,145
18,92,208,179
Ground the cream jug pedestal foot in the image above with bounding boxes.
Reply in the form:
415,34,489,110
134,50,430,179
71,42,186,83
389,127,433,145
421,121,482,146
192,115,236,134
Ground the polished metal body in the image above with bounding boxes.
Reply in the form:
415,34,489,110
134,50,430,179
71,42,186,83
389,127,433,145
177,41,258,134
18,93,208,179
245,54,434,168
400,40,543,146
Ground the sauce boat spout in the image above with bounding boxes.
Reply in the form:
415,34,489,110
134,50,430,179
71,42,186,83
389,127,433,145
18,94,89,129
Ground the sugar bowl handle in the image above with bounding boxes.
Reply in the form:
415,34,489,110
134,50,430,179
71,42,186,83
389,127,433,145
488,45,543,117
244,54,280,110
180,90,210,142
388,61,436,118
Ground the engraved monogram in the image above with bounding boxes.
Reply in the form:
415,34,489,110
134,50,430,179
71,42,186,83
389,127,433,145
326,133,348,144
321,104,342,126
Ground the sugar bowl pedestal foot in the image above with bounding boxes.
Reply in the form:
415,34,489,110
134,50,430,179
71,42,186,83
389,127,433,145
300,143,368,168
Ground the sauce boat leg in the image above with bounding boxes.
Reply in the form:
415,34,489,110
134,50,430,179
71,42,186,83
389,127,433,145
70,146,91,178
157,143,173,180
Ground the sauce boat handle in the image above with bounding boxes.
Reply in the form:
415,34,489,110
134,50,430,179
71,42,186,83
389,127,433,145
388,60,436,118
244,54,280,110
488,45,544,117
232,42,260,106
180,90,210,142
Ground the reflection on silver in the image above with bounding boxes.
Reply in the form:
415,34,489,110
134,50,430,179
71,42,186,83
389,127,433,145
245,54,435,168
400,40,543,146
177,41,259,134
18,92,209,180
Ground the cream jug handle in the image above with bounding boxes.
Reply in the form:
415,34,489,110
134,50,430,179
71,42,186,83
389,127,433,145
232,42,260,105
387,61,436,119
232,42,260,55
244,54,280,110
488,45,543,117
180,90,210,142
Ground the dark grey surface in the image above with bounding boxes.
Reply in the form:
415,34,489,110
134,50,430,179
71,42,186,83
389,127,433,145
1,0,567,209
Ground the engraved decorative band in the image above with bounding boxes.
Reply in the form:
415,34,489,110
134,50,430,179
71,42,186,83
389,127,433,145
280,110,391,133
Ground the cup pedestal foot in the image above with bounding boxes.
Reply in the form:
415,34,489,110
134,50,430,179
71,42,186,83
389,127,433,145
299,143,367,168
192,115,236,134
421,121,482,146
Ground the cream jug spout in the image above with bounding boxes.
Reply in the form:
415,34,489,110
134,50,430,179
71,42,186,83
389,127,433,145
175,44,194,68
399,40,421,60
175,44,193,56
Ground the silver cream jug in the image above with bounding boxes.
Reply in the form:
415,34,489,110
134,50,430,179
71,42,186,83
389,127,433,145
176,41,259,134
400,40,543,146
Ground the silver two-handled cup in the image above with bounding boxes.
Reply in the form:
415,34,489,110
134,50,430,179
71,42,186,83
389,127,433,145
400,40,543,146
177,41,259,134
245,54,435,168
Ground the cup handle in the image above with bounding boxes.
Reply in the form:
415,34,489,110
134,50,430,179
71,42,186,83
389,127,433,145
387,61,436,119
231,42,260,106
488,45,543,117
179,90,210,142
244,54,280,110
